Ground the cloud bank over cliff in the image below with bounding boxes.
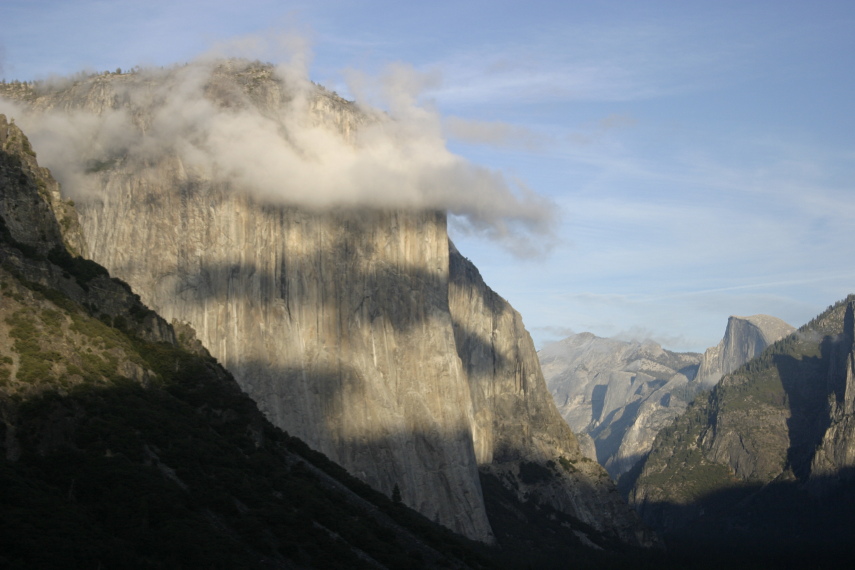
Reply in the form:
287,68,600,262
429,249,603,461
0,44,556,255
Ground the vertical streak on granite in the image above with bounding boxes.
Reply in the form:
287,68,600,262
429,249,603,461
78,171,493,540
448,244,657,547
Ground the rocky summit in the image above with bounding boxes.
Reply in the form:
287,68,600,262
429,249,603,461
693,314,795,391
0,60,654,549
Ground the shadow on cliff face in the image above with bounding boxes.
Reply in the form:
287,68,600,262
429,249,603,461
229,342,499,542
176,356,650,559
629,321,855,566
477,470,667,570
94,204,511,368
775,348,835,481
634,470,855,568
588,399,643,466
74,191,633,544
232,358,482,496
766,324,851,481
160,245,516,405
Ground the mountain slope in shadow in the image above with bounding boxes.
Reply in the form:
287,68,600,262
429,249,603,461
628,294,855,566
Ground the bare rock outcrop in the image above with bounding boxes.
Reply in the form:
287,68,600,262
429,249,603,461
695,315,795,390
1,114,173,345
449,248,653,545
0,114,85,256
541,333,700,478
811,302,855,490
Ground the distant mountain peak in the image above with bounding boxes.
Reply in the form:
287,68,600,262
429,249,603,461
542,314,794,480
695,313,795,390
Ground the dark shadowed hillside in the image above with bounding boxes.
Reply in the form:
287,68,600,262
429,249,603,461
1,111,665,568
2,112,508,569
628,295,855,566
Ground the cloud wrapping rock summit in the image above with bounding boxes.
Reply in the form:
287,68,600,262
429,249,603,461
0,54,556,256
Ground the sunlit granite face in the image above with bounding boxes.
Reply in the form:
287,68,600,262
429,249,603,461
2,62,657,546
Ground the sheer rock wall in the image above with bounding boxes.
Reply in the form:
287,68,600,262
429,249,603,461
1,63,653,545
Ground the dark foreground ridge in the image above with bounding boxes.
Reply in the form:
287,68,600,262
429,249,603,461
628,293,855,567
639,473,855,569
0,113,665,568
1,112,498,568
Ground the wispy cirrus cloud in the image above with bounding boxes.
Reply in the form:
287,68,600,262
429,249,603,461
423,20,754,108
442,116,552,150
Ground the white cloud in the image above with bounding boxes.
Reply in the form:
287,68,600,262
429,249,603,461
0,48,556,256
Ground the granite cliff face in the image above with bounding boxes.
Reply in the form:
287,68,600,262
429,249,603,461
0,115,85,258
448,248,651,545
0,62,653,547
694,315,795,390
542,316,794,481
0,120,514,568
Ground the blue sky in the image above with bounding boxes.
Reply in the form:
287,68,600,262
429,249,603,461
2,0,854,352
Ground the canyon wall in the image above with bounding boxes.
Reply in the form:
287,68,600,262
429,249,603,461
0,63,652,545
